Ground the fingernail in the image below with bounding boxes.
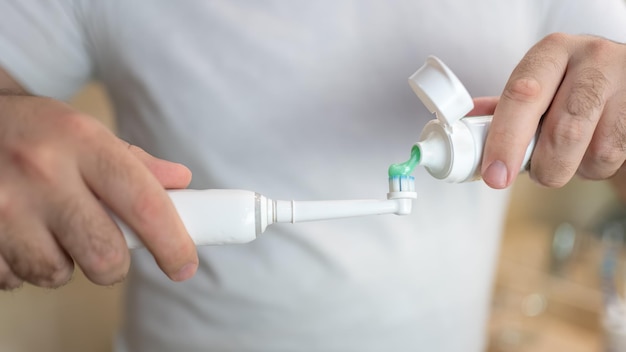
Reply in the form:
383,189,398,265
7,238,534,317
172,262,197,282
484,160,508,189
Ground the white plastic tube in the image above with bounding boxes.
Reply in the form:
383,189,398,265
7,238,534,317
116,188,416,248
416,115,536,183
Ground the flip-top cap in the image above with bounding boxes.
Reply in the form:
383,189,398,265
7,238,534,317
408,56,474,128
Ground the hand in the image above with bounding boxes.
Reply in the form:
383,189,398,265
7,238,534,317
480,33,626,189
0,94,198,290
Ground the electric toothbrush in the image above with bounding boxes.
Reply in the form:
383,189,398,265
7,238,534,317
116,177,417,248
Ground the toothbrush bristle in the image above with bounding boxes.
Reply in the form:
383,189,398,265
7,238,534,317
388,175,415,193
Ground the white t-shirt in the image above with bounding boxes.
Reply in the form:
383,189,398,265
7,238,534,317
1,1,626,351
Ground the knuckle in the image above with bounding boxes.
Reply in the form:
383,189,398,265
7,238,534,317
0,280,23,291
540,32,571,47
531,158,576,188
10,254,73,288
595,148,624,168
60,111,101,140
502,76,542,103
578,166,618,181
82,237,128,286
549,117,586,147
579,134,626,180
583,36,617,59
533,174,567,188
589,143,625,167
0,277,23,291
37,259,74,288
565,68,607,118
0,266,22,291
37,104,104,146
1,238,73,288
53,198,128,285
579,161,621,181
6,140,65,186
504,33,571,105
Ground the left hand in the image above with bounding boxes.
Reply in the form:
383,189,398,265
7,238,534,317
479,33,626,189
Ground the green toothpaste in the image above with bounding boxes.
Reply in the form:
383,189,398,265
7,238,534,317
388,145,420,177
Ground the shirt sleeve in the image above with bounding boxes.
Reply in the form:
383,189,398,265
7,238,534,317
0,1,93,100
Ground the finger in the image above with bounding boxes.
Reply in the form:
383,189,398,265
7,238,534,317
468,96,499,116
530,43,615,186
79,130,198,281
0,254,23,290
46,177,131,286
482,33,571,189
577,92,626,180
0,214,74,288
127,144,192,189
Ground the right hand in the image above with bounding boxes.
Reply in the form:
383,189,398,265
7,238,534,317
0,93,198,290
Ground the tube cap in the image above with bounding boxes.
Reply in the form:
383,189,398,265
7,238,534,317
408,56,474,128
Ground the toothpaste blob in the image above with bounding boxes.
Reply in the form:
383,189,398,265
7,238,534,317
388,145,421,177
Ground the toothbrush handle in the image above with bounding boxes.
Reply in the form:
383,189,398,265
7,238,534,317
111,189,259,249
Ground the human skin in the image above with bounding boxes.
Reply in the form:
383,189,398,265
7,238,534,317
0,67,198,290
481,33,626,189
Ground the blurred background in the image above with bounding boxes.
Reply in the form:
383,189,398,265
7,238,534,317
0,83,624,351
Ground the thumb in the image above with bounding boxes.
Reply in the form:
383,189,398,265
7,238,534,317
127,144,192,189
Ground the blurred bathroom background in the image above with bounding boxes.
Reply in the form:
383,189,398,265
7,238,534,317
0,83,624,351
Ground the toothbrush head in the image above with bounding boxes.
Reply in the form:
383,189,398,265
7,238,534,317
387,175,417,200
